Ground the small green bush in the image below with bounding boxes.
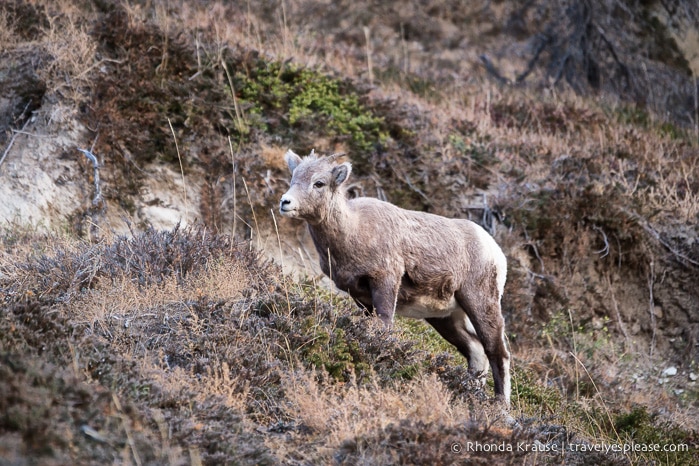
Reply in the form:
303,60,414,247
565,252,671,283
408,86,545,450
234,60,388,152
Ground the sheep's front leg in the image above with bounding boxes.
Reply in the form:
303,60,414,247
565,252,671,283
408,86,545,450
369,276,400,326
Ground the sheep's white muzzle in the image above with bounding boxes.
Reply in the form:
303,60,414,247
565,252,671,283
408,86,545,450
279,194,298,217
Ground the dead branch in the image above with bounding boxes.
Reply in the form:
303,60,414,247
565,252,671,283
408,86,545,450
479,54,511,85
523,228,546,274
606,273,630,347
648,259,657,358
549,1,592,90
516,33,552,84
390,164,430,203
592,225,610,258
462,193,497,235
77,148,103,207
0,104,32,171
595,26,633,90
622,207,699,268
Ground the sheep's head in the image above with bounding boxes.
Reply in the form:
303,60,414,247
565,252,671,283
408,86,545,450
279,149,352,224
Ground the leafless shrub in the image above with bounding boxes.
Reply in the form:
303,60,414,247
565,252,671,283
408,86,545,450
2,224,265,304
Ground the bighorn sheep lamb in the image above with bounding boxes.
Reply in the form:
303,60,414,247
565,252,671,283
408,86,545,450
279,150,511,404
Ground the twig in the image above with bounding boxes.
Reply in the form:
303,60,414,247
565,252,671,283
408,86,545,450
280,0,289,53
592,225,610,258
271,209,292,316
364,26,374,85
622,208,699,268
694,72,698,143
648,260,657,358
390,164,430,202
596,26,632,87
167,118,188,219
568,309,580,401
462,194,496,235
327,247,334,306
112,393,143,466
524,229,546,273
642,63,655,124
222,60,248,135
242,178,260,249
516,33,551,84
551,52,571,86
89,130,99,153
526,270,552,281
0,105,33,170
400,22,409,74
614,233,622,271
605,273,629,346
7,129,48,138
479,54,511,85
77,148,103,207
569,351,622,443
227,136,238,237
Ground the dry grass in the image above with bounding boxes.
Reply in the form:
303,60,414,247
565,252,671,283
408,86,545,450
283,371,465,442
1,224,695,464
0,9,17,46
0,226,535,464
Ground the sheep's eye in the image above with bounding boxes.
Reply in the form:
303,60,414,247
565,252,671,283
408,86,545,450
313,180,326,189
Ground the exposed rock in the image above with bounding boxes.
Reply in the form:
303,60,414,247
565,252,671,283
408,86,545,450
0,47,47,148
662,366,678,377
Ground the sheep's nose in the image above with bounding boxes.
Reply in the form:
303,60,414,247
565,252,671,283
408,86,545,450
280,195,294,213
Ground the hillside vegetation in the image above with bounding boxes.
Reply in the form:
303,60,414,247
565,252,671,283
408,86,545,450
1,0,698,464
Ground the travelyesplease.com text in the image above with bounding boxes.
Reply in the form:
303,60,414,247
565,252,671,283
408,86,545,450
450,440,690,455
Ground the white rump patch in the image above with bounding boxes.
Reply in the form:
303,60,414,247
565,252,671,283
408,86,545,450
474,225,507,298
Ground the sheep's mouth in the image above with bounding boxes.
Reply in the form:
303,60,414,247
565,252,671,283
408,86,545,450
279,206,298,216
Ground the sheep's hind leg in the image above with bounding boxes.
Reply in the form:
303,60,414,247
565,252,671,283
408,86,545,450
425,310,488,382
454,289,511,405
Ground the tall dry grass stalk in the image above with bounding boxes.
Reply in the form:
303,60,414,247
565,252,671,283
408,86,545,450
222,60,248,136
227,136,238,236
568,352,621,443
167,118,189,221
363,26,373,85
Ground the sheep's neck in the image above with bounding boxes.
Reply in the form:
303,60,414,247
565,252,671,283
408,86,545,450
308,200,355,255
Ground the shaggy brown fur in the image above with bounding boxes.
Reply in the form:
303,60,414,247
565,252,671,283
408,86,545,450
280,150,511,404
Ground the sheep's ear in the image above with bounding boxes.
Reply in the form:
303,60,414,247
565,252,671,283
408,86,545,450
284,150,303,174
331,162,352,187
